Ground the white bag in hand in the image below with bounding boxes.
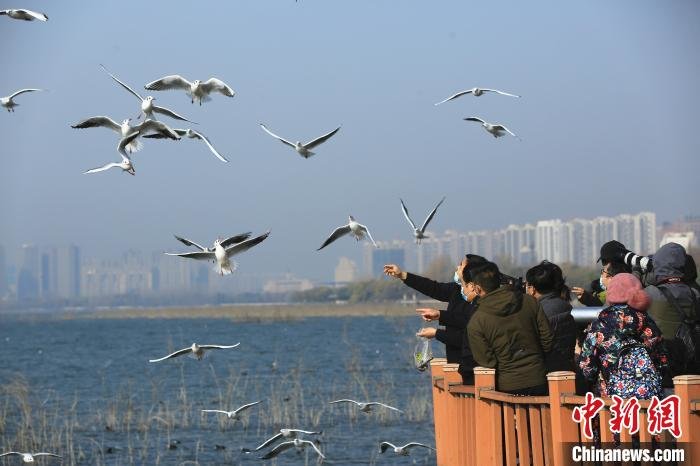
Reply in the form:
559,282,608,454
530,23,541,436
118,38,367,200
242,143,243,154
414,336,433,372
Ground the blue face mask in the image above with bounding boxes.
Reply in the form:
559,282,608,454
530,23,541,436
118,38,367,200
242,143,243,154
599,277,606,291
453,271,461,285
461,288,470,302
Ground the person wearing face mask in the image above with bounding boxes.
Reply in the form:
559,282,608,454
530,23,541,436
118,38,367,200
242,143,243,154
571,241,632,306
384,254,487,384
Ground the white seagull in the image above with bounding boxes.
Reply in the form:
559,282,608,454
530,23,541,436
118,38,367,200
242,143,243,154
242,429,322,453
100,65,195,123
463,117,520,139
400,197,445,244
0,452,61,463
329,399,403,414
260,123,340,159
318,216,377,251
149,342,240,363
202,401,262,420
379,442,435,456
259,439,325,460
142,128,228,162
174,232,252,253
434,87,520,105
166,231,270,275
83,131,140,176
71,117,181,153
145,75,235,105
0,9,48,21
1,89,42,112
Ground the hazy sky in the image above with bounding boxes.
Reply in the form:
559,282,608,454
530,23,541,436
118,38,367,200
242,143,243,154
1,0,699,280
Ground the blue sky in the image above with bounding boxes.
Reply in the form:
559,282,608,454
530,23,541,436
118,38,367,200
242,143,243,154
1,0,698,280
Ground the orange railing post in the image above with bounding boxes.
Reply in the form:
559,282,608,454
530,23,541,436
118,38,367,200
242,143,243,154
474,367,497,465
431,358,448,466
443,364,463,466
547,371,579,466
673,374,700,464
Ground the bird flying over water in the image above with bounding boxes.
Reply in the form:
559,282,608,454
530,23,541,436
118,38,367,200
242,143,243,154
259,439,325,460
434,87,520,105
143,128,228,162
0,452,61,463
329,399,403,413
463,117,519,139
260,123,340,158
379,442,435,456
145,75,235,105
1,89,42,112
317,216,377,251
241,429,322,453
149,342,240,363
400,197,445,244
0,9,48,21
202,401,262,420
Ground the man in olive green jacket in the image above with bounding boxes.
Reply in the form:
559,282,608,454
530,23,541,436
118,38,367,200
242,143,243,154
466,262,554,395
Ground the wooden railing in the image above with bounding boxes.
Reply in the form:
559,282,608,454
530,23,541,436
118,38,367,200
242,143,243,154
430,358,700,466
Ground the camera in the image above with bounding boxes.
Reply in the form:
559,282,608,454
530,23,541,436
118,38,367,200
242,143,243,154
622,251,652,273
500,273,526,293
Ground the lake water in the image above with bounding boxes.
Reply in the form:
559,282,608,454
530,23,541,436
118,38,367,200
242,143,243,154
0,313,441,465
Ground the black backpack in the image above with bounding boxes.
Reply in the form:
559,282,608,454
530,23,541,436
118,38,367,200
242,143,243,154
657,284,700,369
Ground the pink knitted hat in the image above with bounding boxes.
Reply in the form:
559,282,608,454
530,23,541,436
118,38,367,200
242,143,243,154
606,273,651,311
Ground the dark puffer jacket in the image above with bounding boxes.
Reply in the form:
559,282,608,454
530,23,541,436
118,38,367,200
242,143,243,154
538,293,577,373
645,242,700,378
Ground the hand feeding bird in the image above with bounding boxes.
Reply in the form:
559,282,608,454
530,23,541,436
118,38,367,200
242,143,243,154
202,401,262,420
144,75,235,105
259,123,340,159
329,399,403,413
83,131,140,176
0,9,48,21
434,87,520,105
173,232,252,253
1,89,42,113
71,117,181,153
463,117,520,140
142,128,228,162
149,342,240,363
317,216,377,251
400,196,446,244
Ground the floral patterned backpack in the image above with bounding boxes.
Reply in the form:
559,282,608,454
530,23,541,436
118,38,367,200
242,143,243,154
607,339,663,399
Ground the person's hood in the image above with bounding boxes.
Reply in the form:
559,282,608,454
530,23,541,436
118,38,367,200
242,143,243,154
650,242,686,284
477,287,524,316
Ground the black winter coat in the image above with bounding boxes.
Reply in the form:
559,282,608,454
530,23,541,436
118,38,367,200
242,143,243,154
538,293,577,373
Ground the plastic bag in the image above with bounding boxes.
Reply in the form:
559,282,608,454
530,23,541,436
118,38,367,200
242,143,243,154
414,336,433,372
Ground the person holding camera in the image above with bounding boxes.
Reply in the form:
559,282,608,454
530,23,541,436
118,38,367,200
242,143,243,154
571,241,635,306
645,242,700,382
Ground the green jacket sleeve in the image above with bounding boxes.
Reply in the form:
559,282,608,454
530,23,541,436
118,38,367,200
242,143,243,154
535,303,554,354
467,320,497,369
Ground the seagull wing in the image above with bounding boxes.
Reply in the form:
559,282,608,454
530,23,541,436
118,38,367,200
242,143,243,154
144,75,192,91
495,124,518,138
148,347,192,363
463,117,485,124
173,235,207,251
142,128,188,139
224,231,270,258
71,116,121,133
199,343,241,350
201,409,230,415
482,88,520,98
329,399,360,406
152,105,196,123
0,453,22,458
420,196,446,232
220,232,253,249
32,453,62,458
260,441,295,459
317,225,351,251
403,443,435,451
201,78,235,97
400,199,417,230
303,126,340,149
16,9,48,21
299,440,325,459
367,402,403,413
379,442,396,453
9,88,42,100
260,124,296,148
118,131,140,159
134,120,180,140
164,251,216,261
83,163,121,174
251,432,283,451
359,224,378,247
434,89,474,105
188,129,228,162
233,400,262,415
285,429,322,435
100,64,143,101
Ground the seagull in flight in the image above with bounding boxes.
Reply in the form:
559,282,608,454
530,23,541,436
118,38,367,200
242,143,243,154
260,123,340,158
149,342,240,363
202,401,262,420
166,231,270,275
259,439,325,460
400,197,445,244
145,75,235,105
174,232,252,253
242,429,322,453
100,65,195,123
434,87,520,105
0,9,48,21
83,131,140,176
71,117,180,153
0,452,62,463
379,442,435,456
329,399,403,414
318,216,377,251
143,128,228,162
463,117,520,139
1,89,42,112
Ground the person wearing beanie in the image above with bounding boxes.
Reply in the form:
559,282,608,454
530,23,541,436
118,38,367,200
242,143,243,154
578,273,667,399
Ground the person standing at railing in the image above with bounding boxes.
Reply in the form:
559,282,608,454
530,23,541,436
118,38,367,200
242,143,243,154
383,254,487,384
464,261,554,395
525,261,577,373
